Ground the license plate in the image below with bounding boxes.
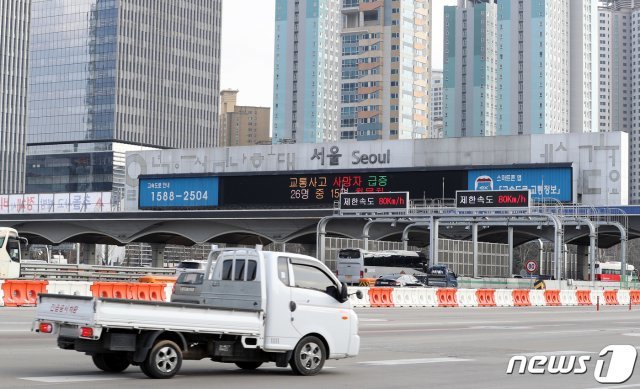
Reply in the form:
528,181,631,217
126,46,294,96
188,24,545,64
346,275,352,281
180,286,195,292
59,325,79,338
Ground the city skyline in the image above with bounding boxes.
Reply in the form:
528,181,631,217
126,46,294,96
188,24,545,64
220,0,455,108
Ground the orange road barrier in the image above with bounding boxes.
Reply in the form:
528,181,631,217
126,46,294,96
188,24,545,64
604,290,619,305
630,290,640,305
2,280,48,307
512,289,531,307
359,278,376,287
476,289,496,307
129,283,166,301
139,275,177,283
368,287,394,307
90,282,132,299
436,288,458,307
544,290,561,306
576,290,592,306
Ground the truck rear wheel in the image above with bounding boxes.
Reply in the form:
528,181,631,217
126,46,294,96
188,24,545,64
142,340,182,379
290,336,326,376
92,353,130,373
235,362,263,370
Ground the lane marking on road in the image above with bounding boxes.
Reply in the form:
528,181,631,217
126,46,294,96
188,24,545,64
622,333,640,337
511,351,595,357
20,375,127,383
358,357,473,366
534,328,636,335
361,320,518,327
359,318,388,322
360,328,452,334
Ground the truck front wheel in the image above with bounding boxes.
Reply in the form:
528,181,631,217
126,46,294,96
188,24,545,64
290,336,326,376
142,340,183,379
92,353,130,373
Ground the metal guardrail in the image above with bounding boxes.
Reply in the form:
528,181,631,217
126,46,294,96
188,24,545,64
19,262,176,281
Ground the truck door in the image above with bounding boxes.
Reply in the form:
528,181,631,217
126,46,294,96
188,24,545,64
263,256,299,351
289,258,352,357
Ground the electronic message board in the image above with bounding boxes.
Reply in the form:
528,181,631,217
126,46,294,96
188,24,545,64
139,176,219,209
468,167,571,202
219,170,467,207
456,190,530,209
339,192,409,211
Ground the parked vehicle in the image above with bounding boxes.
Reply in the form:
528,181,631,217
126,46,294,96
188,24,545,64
422,265,458,288
336,248,427,285
170,270,206,304
33,248,362,378
374,274,424,287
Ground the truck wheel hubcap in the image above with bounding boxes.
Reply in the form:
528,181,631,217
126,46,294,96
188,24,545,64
155,346,177,373
299,342,321,370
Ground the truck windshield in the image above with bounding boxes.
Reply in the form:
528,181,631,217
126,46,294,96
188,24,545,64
6,239,20,261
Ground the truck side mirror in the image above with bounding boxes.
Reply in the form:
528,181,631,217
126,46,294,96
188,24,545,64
356,290,363,300
339,282,349,303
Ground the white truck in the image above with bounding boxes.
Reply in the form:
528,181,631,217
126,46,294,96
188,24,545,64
0,227,27,278
33,248,362,378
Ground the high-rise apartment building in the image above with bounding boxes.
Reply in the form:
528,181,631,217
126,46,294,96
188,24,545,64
218,90,271,147
444,0,596,137
633,4,640,202
26,0,221,196
430,69,443,138
570,0,598,134
599,1,640,201
497,0,570,135
598,0,633,133
443,0,497,138
272,0,341,144
340,0,432,141
1,1,30,194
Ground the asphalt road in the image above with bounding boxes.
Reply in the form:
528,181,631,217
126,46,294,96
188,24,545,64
2,305,640,388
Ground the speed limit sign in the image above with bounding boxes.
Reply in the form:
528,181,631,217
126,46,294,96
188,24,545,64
525,260,538,274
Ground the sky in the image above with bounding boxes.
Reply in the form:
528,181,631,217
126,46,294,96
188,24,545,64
220,0,457,108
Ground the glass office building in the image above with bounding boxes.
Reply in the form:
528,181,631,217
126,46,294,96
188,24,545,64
1,1,30,194
26,0,221,196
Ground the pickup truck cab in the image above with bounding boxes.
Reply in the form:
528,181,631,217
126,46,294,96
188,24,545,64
424,265,458,288
33,248,361,378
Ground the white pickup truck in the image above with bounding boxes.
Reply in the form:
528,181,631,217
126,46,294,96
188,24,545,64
33,248,361,378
